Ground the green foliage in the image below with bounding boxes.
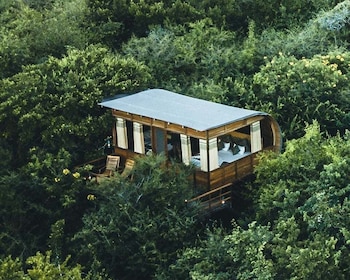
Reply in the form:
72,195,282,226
250,51,350,139
269,217,344,279
256,1,350,60
0,256,28,280
0,251,85,280
317,1,350,32
225,222,275,280
254,122,331,222
48,219,65,262
123,19,262,100
0,171,52,260
251,122,350,278
26,147,89,210
85,0,246,48
0,148,89,260
160,223,275,280
193,0,245,30
85,0,336,47
160,227,234,280
257,25,333,60
73,155,199,279
26,251,83,280
123,20,237,87
0,45,151,166
0,138,12,174
165,122,350,279
234,0,338,30
25,147,94,241
85,0,202,48
0,0,88,78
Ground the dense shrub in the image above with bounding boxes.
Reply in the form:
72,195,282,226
249,51,350,139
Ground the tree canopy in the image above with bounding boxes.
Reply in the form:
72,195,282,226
1,0,350,279
163,123,350,279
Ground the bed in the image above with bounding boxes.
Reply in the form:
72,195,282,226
191,141,251,168
218,148,250,166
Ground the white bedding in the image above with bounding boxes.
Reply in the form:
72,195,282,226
191,155,201,167
218,150,250,165
191,149,250,168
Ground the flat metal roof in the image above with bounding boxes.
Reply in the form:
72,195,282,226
99,89,266,131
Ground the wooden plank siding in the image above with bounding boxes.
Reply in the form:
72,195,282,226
193,149,268,192
111,110,281,209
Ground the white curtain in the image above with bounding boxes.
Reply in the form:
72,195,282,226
133,122,145,154
180,134,192,165
200,138,219,171
116,118,128,149
250,121,262,153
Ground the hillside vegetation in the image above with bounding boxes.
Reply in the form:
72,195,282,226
1,0,350,279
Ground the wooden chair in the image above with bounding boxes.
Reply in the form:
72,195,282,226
121,158,135,178
91,155,120,182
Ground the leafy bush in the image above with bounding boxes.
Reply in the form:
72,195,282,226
0,148,90,260
234,0,339,30
0,0,88,78
163,123,350,279
73,155,199,279
249,51,350,139
0,251,92,280
0,45,151,166
252,122,350,278
123,19,263,102
161,224,275,280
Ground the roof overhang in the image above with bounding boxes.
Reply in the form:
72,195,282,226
99,89,267,132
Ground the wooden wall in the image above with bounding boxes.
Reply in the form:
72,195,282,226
111,111,282,192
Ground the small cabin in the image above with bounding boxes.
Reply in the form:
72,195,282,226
99,89,282,206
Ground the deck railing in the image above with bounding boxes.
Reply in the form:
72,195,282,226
186,183,232,213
